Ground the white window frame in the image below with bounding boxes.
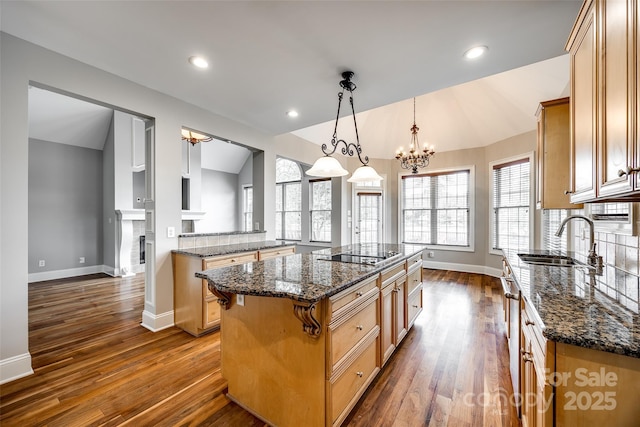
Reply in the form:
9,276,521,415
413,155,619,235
398,166,475,252
489,152,535,255
242,185,253,232
309,178,332,243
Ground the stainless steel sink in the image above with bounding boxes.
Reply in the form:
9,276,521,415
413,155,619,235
517,253,583,267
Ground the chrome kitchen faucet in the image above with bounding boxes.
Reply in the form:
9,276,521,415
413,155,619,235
555,215,604,268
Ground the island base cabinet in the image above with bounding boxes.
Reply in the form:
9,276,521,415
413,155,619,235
554,342,640,426
221,295,327,427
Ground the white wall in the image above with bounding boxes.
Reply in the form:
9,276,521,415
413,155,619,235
0,32,276,384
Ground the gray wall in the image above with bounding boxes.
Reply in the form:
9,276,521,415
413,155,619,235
132,171,145,209
28,139,103,273
199,169,239,232
1,32,275,381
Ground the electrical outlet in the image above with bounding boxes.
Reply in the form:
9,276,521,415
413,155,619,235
254,222,259,231
38,260,45,267
79,257,85,264
237,294,245,306
428,251,435,258
167,226,175,238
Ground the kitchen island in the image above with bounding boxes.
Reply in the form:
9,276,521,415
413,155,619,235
196,243,426,427
502,250,640,426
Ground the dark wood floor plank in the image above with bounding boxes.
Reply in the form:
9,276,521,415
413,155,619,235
1,269,520,427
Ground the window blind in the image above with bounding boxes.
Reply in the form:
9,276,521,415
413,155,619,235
492,159,530,251
401,170,470,246
542,209,568,252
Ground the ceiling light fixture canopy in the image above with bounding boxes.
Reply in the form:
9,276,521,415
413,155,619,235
181,128,213,145
306,71,382,183
395,97,435,174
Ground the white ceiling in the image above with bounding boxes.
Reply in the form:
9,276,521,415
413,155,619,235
28,86,114,150
3,0,582,158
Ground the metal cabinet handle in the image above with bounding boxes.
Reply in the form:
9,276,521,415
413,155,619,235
356,325,363,331
618,166,640,177
564,190,575,195
525,320,535,326
356,371,364,378
230,259,236,263
412,304,419,308
355,291,363,297
522,353,534,363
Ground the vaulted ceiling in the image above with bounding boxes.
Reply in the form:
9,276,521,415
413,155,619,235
3,0,582,159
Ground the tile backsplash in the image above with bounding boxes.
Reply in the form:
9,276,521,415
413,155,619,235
570,206,639,277
178,231,267,249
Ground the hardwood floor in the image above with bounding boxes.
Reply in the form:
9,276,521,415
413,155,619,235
0,269,519,426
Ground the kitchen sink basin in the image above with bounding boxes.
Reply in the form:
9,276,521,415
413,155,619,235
517,253,583,267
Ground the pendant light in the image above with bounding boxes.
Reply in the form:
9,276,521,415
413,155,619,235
306,71,382,183
181,128,213,145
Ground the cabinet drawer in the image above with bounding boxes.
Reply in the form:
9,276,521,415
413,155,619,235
203,298,221,329
258,245,295,260
522,303,546,356
329,337,378,425
380,264,405,286
203,251,258,270
329,275,378,317
407,287,423,329
406,266,422,295
406,253,422,270
328,296,378,370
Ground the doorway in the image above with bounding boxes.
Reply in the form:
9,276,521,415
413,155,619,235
353,184,384,244
27,84,155,324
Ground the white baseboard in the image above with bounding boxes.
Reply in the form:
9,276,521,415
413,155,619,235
141,310,174,332
28,265,108,283
422,261,502,278
0,353,33,385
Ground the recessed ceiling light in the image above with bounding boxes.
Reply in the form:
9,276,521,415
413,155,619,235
286,110,299,118
188,56,209,69
463,46,488,60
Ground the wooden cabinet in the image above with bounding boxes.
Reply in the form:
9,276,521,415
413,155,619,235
520,300,554,427
173,251,258,336
326,275,380,427
536,97,583,209
568,0,598,202
566,0,640,202
172,246,295,336
406,264,423,329
379,263,406,366
555,342,640,426
258,245,296,260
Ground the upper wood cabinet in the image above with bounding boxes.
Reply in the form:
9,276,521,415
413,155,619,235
536,97,583,209
566,0,640,202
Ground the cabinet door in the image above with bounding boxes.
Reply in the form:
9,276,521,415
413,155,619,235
380,283,395,366
570,3,598,202
598,0,635,196
394,277,407,345
521,330,536,427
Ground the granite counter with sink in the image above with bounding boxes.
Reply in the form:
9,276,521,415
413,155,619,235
503,249,639,358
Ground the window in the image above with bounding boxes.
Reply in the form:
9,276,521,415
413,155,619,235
401,169,471,247
243,186,253,232
310,179,331,242
491,156,532,253
542,209,568,252
275,158,301,240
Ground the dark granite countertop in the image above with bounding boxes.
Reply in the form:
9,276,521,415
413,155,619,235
177,230,265,238
503,249,640,358
196,243,427,304
172,241,289,258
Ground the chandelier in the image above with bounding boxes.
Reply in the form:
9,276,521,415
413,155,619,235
395,97,435,174
306,71,383,183
181,128,213,145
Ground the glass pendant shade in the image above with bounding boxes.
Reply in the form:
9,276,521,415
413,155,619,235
306,155,348,177
347,165,383,183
